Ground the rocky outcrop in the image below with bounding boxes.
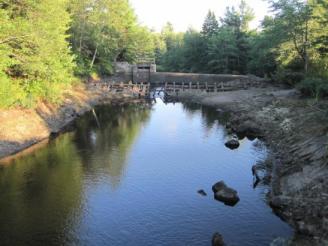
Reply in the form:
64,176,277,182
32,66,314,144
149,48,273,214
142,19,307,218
212,181,240,206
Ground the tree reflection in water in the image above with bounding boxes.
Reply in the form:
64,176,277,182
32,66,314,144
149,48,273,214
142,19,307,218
0,103,151,246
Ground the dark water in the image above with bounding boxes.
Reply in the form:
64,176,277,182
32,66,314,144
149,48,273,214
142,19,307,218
0,100,292,246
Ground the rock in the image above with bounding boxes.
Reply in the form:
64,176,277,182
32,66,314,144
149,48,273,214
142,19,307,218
269,195,292,209
212,232,225,246
212,181,227,193
252,165,261,181
224,138,240,149
212,181,240,206
235,120,262,139
197,189,207,196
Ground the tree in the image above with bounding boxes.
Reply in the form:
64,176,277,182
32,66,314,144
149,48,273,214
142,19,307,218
201,10,219,38
268,0,315,73
248,17,277,77
207,28,238,73
220,2,254,74
180,28,206,72
69,0,154,75
239,0,255,32
0,0,75,107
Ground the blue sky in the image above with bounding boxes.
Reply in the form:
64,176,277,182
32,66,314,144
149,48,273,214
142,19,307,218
130,0,271,32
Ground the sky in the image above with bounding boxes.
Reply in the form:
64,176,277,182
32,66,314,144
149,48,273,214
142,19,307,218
129,0,271,32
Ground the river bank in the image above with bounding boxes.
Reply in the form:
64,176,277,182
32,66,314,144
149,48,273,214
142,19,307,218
0,82,145,160
174,87,328,245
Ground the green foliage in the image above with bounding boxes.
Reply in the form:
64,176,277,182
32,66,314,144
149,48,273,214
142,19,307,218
201,11,219,37
0,0,75,108
207,28,238,73
273,69,305,85
158,1,254,74
0,0,154,108
297,77,328,99
69,0,155,76
1,0,328,108
157,0,327,98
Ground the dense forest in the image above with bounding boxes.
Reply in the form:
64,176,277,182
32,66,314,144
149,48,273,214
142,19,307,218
156,0,328,99
0,0,327,108
0,0,154,108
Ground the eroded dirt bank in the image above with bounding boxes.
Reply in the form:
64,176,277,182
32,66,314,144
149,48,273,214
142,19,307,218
175,87,328,245
0,82,144,160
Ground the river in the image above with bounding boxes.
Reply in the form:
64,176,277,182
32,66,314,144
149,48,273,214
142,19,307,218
0,100,292,246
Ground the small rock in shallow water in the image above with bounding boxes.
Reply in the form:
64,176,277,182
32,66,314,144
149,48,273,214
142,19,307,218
212,181,240,206
224,139,240,149
212,232,225,246
197,189,207,196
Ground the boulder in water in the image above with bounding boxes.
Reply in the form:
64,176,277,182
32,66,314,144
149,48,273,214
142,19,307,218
224,139,240,149
212,232,225,246
212,181,240,206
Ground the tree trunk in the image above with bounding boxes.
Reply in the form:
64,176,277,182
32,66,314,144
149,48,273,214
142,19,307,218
90,45,98,69
304,15,309,74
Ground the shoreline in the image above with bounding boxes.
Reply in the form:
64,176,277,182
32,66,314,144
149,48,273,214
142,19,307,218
173,87,328,245
1,83,327,244
0,82,146,161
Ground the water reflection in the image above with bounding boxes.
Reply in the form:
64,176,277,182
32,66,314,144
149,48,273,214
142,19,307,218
73,104,150,188
0,133,84,245
0,101,292,246
0,104,150,245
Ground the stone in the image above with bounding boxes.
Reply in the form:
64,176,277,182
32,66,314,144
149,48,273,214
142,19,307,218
197,189,207,196
235,121,262,139
224,139,240,149
212,181,240,206
212,181,227,193
252,165,261,181
212,232,225,246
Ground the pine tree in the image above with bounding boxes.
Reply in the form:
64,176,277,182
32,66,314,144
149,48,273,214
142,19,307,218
201,10,219,38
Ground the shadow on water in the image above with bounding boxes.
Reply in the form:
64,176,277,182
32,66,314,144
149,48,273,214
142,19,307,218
0,101,292,246
0,104,151,246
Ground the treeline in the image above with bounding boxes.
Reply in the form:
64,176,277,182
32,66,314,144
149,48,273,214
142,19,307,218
1,0,327,109
0,0,154,108
156,0,328,99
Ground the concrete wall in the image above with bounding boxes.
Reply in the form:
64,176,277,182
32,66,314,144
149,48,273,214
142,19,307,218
150,72,249,84
110,62,133,82
110,63,261,87
114,62,133,73
133,67,150,83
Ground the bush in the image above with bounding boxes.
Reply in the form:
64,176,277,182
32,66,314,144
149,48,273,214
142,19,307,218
273,69,305,85
0,76,25,108
297,77,328,100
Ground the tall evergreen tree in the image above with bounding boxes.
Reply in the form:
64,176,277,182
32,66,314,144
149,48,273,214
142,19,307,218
201,10,219,38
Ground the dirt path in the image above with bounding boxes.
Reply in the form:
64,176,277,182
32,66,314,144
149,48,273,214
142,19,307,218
175,87,328,245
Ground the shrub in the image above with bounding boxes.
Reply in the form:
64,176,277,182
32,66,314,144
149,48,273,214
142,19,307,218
297,77,328,100
273,69,305,85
